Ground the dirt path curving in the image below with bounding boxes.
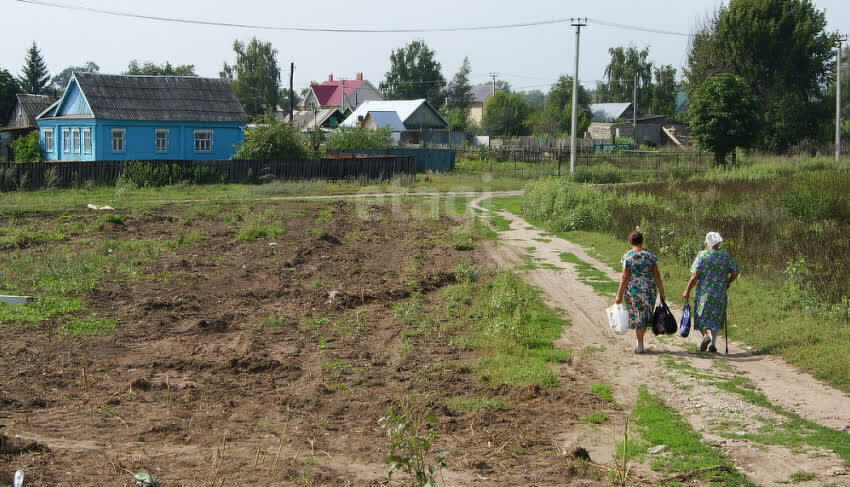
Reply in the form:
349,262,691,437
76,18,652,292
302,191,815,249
471,194,850,487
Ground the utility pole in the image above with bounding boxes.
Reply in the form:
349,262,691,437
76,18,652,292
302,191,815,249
837,34,847,162
489,72,498,97
570,18,587,174
340,78,345,113
633,72,638,128
289,62,295,123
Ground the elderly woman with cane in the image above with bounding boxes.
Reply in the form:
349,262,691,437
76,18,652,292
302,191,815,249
682,232,739,353
615,231,666,354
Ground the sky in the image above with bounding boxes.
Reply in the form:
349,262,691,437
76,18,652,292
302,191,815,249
3,0,849,94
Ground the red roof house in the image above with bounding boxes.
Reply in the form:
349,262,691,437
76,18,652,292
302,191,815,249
298,73,384,112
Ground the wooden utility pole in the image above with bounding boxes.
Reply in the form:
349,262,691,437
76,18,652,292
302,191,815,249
838,34,847,162
570,18,587,174
490,72,498,97
289,62,295,123
633,72,637,128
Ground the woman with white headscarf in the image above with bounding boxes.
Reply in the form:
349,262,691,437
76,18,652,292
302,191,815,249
682,232,739,352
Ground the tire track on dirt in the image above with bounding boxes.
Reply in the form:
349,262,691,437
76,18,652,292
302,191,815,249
471,194,850,486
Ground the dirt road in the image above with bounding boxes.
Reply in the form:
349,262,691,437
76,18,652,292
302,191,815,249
472,194,850,486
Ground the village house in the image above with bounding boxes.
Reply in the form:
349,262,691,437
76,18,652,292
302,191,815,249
341,99,448,145
36,72,247,161
298,73,383,113
468,83,502,125
0,94,57,160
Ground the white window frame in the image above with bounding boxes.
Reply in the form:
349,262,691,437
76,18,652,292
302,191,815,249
155,129,169,153
44,129,54,152
194,129,212,152
83,128,91,153
62,128,70,153
72,128,81,153
112,129,125,153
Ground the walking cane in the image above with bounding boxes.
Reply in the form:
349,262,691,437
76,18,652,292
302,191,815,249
724,312,729,355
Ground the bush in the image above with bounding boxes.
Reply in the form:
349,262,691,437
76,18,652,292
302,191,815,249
233,115,308,160
325,126,392,151
117,161,224,187
571,163,623,184
11,131,42,162
522,178,612,232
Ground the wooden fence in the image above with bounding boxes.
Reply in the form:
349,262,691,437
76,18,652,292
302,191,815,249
0,157,416,191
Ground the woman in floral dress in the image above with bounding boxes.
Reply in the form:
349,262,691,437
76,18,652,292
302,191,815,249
615,231,666,354
682,232,739,352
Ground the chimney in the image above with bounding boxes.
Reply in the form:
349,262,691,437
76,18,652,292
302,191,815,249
328,73,334,81
356,72,363,81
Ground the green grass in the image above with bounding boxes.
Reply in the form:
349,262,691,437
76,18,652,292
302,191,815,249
59,317,118,336
441,271,571,388
236,210,284,241
590,383,614,402
789,472,817,483
579,410,608,424
664,358,850,464
444,396,511,414
488,214,511,232
632,386,756,485
559,252,618,297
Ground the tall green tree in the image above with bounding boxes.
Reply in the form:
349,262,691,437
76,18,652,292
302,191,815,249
546,75,592,136
379,40,445,106
481,92,531,136
650,64,678,115
19,42,50,95
51,62,99,92
689,73,760,164
125,60,196,76
221,38,281,117
686,0,834,151
596,46,653,110
0,69,20,124
446,57,473,110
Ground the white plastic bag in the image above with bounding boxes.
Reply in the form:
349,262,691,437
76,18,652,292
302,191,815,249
607,304,630,335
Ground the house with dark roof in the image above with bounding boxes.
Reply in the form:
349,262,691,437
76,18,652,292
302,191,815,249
298,73,383,112
36,72,247,161
468,84,502,125
1,94,57,160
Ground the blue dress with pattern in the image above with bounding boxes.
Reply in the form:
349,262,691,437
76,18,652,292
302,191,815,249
621,250,658,330
690,249,739,331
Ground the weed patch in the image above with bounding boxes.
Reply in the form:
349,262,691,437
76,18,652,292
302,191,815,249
444,397,511,414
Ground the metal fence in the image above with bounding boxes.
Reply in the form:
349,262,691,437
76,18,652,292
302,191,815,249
0,157,416,191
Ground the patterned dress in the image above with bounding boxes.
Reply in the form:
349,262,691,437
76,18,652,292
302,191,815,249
690,250,739,331
621,250,658,330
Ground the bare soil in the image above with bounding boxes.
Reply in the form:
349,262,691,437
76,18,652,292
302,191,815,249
0,200,607,486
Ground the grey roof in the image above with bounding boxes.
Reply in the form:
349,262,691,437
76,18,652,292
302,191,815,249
5,94,57,128
341,99,447,128
590,103,632,122
288,108,343,131
67,72,247,123
470,84,500,103
366,111,406,132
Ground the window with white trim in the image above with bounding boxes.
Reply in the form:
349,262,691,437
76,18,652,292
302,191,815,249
194,130,212,152
112,129,125,152
83,128,91,153
155,129,168,153
44,129,54,152
72,128,81,153
62,128,70,153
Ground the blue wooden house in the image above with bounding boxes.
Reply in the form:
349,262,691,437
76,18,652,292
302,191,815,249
36,72,247,161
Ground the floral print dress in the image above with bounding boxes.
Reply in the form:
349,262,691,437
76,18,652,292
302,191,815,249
690,250,739,331
621,250,658,330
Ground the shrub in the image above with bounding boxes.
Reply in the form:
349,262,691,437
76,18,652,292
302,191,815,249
116,161,224,187
232,114,308,160
571,163,623,184
325,126,392,151
11,131,42,162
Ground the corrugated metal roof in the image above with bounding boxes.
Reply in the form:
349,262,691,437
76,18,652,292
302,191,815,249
68,72,247,123
590,103,632,122
366,111,406,132
289,108,343,131
342,99,439,127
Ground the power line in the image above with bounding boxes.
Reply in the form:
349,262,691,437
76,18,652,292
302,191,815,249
17,0,577,33
588,18,693,38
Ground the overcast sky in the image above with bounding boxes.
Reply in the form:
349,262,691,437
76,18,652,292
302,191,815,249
3,0,849,93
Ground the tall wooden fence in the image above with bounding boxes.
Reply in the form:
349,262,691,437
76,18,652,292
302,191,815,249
0,157,416,191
